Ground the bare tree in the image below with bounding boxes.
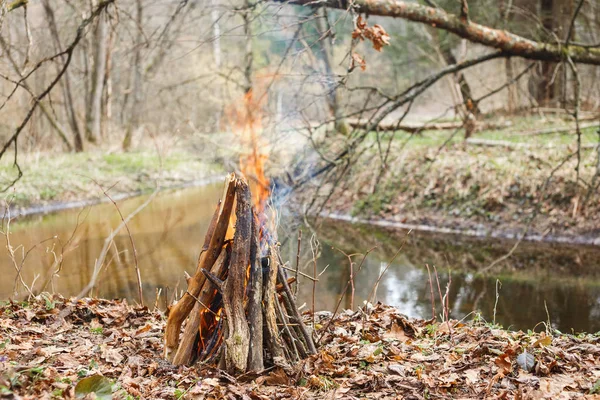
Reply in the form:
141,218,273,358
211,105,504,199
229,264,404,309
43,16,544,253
43,0,84,151
122,0,144,150
85,4,108,143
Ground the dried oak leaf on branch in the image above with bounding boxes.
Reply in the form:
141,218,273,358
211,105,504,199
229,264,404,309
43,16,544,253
351,52,367,71
352,15,391,52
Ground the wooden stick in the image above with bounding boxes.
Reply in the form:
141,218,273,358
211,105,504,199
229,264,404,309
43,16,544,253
247,209,264,372
164,174,236,361
294,229,302,297
276,261,317,354
276,277,296,292
275,296,301,361
222,179,252,374
172,244,230,365
263,247,288,367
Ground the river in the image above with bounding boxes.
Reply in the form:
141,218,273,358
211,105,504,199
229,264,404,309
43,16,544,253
2,183,599,332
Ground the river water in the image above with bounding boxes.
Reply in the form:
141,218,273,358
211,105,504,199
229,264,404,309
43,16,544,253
2,183,600,333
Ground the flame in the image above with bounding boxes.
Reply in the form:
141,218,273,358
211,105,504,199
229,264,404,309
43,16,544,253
223,79,279,258
235,90,270,213
196,81,280,362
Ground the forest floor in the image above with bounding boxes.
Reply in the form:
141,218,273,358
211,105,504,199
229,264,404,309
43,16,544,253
0,149,224,216
304,115,600,244
1,296,599,399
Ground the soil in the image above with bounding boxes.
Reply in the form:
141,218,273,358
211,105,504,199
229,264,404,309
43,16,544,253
1,296,599,399
298,129,600,246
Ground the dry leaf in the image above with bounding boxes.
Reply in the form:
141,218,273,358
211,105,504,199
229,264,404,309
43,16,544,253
100,345,123,366
534,336,552,348
351,15,390,52
384,322,410,342
495,354,513,374
135,324,152,336
351,53,366,71
464,369,480,385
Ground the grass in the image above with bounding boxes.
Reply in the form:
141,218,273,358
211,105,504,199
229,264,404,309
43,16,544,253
0,150,223,209
331,115,600,238
361,116,598,149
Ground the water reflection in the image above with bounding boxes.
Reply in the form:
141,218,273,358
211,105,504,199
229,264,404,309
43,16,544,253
1,184,225,306
2,185,600,333
293,223,600,333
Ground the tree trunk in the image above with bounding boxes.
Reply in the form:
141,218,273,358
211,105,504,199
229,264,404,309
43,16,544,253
101,24,115,139
123,0,143,150
316,8,349,136
499,0,518,113
535,0,574,107
43,0,84,151
85,6,107,143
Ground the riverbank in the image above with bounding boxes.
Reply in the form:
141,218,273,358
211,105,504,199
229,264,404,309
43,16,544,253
0,150,224,217
301,116,600,245
1,296,598,399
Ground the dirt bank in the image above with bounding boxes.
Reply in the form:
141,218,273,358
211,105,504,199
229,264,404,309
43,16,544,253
299,118,600,245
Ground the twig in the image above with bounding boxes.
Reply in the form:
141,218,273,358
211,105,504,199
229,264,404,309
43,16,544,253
332,248,361,310
425,264,436,321
493,279,501,326
367,230,412,304
185,290,218,316
2,206,35,297
75,186,157,301
317,246,377,345
310,234,318,330
294,229,301,297
564,0,585,48
433,266,444,320
444,271,453,342
91,179,145,306
280,265,318,282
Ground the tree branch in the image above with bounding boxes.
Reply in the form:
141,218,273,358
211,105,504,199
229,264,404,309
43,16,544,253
277,0,600,65
0,0,115,190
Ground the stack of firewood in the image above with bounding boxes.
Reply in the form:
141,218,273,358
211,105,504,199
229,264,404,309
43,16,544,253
164,174,316,374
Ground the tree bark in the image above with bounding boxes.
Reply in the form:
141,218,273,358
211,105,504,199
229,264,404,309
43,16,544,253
123,0,143,150
222,180,252,374
42,0,84,151
277,0,600,65
316,8,349,135
85,5,107,143
246,211,264,371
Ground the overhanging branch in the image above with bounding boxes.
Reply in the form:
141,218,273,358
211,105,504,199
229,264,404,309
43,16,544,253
277,0,600,65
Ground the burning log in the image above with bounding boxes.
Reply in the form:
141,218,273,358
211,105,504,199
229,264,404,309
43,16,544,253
164,174,236,362
164,174,317,374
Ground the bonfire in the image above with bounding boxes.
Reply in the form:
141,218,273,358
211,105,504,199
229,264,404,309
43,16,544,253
164,174,316,373
164,88,316,373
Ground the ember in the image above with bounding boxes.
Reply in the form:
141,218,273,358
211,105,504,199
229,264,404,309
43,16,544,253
164,174,316,374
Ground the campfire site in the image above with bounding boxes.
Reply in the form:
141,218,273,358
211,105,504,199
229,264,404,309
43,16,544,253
1,175,599,399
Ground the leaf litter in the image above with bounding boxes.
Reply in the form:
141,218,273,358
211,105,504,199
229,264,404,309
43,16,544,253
0,297,599,399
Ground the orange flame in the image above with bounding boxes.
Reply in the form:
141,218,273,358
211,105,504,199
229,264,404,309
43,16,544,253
226,89,270,214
